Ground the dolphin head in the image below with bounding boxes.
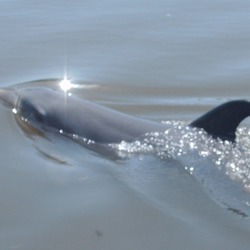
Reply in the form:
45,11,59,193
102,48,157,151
0,87,64,132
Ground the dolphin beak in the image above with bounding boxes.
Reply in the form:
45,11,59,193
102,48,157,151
0,87,18,109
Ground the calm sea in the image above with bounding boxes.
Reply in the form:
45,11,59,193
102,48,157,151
0,0,250,249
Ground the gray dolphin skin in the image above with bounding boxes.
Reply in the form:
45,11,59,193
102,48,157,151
0,87,168,143
0,86,250,144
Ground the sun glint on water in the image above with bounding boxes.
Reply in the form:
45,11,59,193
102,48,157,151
59,77,73,92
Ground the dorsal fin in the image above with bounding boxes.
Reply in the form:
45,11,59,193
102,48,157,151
190,100,250,142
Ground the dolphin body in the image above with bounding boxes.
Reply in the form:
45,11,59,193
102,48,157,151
0,86,250,145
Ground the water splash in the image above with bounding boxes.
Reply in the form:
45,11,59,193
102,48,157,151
112,121,250,217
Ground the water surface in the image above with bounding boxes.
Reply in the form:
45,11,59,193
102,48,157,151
0,1,250,249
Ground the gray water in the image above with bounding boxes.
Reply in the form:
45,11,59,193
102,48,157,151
0,1,250,249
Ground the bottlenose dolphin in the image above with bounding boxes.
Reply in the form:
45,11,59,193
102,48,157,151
0,86,249,145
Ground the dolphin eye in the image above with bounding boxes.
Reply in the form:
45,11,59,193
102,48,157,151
20,99,45,123
33,109,44,122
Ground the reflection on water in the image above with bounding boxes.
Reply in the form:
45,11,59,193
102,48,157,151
0,0,250,249
114,122,250,217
